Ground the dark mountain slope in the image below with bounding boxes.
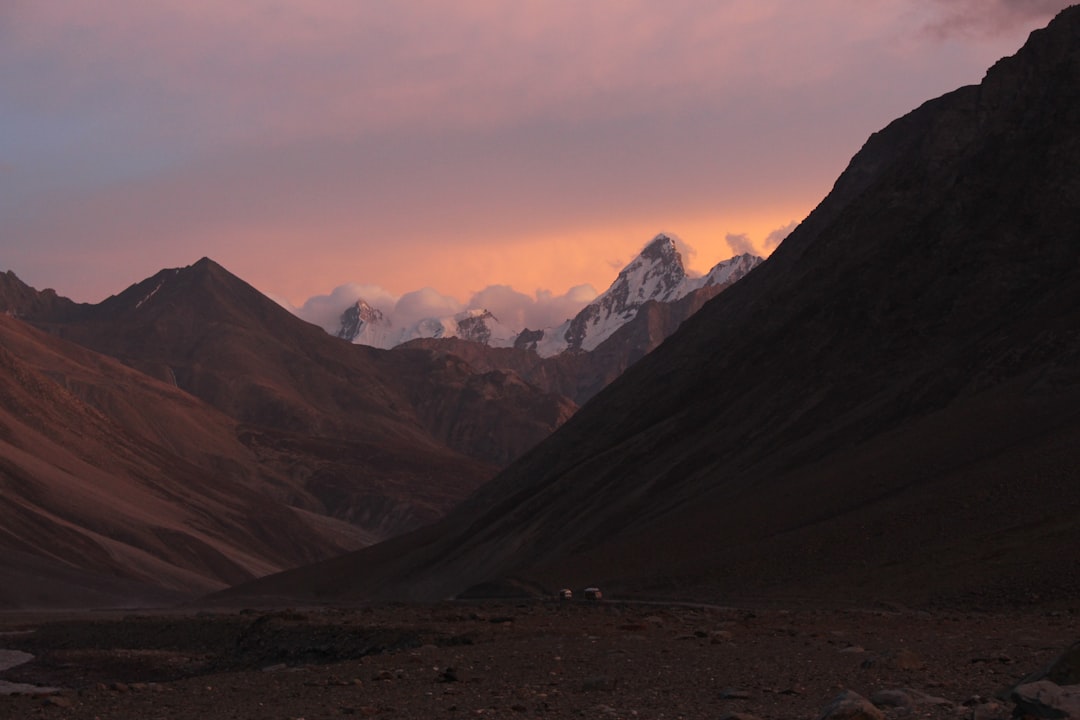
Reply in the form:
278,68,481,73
218,6,1080,608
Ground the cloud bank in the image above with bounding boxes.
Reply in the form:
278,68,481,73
292,282,597,335
724,233,756,257
291,283,400,332
716,221,800,257
470,284,599,331
921,0,1072,38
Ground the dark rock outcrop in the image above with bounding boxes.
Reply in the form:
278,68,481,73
818,690,884,720
1010,681,1080,719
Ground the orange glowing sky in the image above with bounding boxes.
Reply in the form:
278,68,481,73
2,1,1072,319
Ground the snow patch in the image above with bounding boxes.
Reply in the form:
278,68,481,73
135,279,166,309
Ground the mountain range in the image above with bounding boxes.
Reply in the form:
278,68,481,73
216,6,1080,609
0,261,576,606
331,234,761,357
402,266,751,406
0,230,760,607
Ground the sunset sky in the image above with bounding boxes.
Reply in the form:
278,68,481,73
2,1,1072,327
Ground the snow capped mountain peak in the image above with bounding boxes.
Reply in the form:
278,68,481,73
453,309,504,345
689,253,763,292
559,234,691,354
334,301,516,349
336,299,386,341
617,234,687,303
326,233,761,356
532,238,762,356
639,233,680,261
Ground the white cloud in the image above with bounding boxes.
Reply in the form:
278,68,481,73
393,287,464,327
531,284,598,328
920,0,1072,38
466,285,533,329
764,220,799,252
294,282,397,332
725,232,757,256
467,283,598,331
291,280,598,337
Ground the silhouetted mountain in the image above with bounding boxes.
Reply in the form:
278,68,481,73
0,270,84,321
219,7,1080,608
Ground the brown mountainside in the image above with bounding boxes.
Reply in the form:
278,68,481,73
219,7,1080,609
0,259,573,606
21,258,574,530
0,314,371,607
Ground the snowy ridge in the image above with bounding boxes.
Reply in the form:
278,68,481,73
557,235,690,354
331,234,761,356
690,252,762,291
524,236,763,356
134,268,181,310
337,305,517,349
407,309,517,347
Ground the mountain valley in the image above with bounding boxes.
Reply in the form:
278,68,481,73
216,5,1080,611
5,6,1080,720
0,0,1076,625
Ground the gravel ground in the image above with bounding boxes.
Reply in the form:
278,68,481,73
0,601,1076,719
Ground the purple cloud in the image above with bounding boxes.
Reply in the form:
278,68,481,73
725,233,757,257
764,221,799,251
921,0,1073,38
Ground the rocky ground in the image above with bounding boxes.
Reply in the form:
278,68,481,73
0,600,1077,720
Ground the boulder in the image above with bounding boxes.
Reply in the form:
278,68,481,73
818,690,886,720
1040,641,1080,686
1010,681,1080,719
871,688,952,709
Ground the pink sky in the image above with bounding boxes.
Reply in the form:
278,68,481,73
2,1,1072,320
